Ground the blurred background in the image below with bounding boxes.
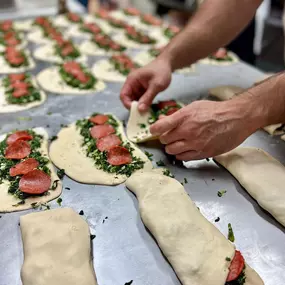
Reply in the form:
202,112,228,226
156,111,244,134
0,0,284,73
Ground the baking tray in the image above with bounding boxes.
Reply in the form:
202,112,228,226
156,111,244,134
0,17,285,285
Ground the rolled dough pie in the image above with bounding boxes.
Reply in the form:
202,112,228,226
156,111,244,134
215,147,285,227
20,208,97,285
126,170,264,285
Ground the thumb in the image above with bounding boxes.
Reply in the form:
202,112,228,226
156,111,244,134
138,80,166,112
150,110,181,136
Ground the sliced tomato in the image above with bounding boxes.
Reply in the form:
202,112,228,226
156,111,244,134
67,12,81,23
90,124,115,139
7,56,25,65
8,73,26,82
89,114,109,125
63,61,81,73
0,20,13,32
61,44,75,56
166,107,179,116
12,89,29,98
142,14,161,26
213,48,227,59
5,140,31,160
109,42,122,51
107,146,132,166
97,9,110,19
9,158,39,177
7,130,33,145
157,100,177,110
5,37,20,46
124,7,140,16
11,81,29,89
19,169,51,195
226,251,245,282
75,72,89,83
84,23,101,34
96,134,122,152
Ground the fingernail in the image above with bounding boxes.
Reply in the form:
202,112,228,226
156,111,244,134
139,103,147,111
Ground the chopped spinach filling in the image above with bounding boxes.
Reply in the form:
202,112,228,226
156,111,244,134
59,64,97,90
2,74,41,105
0,130,51,202
1,50,29,68
164,28,177,39
148,102,182,124
126,32,156,44
225,267,246,285
76,114,145,177
110,57,140,76
148,48,161,58
92,37,126,52
54,43,81,60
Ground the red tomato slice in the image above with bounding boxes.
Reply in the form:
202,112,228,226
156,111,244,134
9,158,39,177
226,251,245,282
8,73,26,82
89,114,109,125
96,134,122,151
5,140,31,160
12,89,29,98
107,146,132,166
157,100,177,110
19,169,51,195
90,124,115,139
7,131,33,145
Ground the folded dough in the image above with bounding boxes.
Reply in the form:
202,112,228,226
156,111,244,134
208,86,284,136
126,170,263,285
215,147,285,227
209,85,244,101
20,208,97,285
127,101,156,143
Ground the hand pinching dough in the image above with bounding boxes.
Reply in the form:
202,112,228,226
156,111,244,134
215,147,285,227
127,100,183,143
126,171,264,285
20,208,98,285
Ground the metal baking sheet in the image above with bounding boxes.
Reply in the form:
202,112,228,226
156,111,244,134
1,18,285,285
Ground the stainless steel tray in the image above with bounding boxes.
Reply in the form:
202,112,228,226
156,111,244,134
0,23,284,285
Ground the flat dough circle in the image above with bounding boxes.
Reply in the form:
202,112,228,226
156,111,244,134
0,77,46,113
134,51,195,75
209,85,245,101
0,53,35,74
49,117,153,185
92,59,126,82
79,40,114,56
0,127,62,212
33,44,87,64
27,30,56,45
14,19,33,32
36,66,106,95
199,52,239,66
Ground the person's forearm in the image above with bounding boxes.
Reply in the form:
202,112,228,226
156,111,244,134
159,0,262,70
231,72,285,130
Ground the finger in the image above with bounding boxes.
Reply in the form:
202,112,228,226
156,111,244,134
150,111,181,136
159,126,185,144
138,80,166,112
176,150,206,161
120,73,142,109
165,140,191,155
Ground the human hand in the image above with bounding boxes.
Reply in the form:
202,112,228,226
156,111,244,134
120,58,172,112
150,100,261,161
